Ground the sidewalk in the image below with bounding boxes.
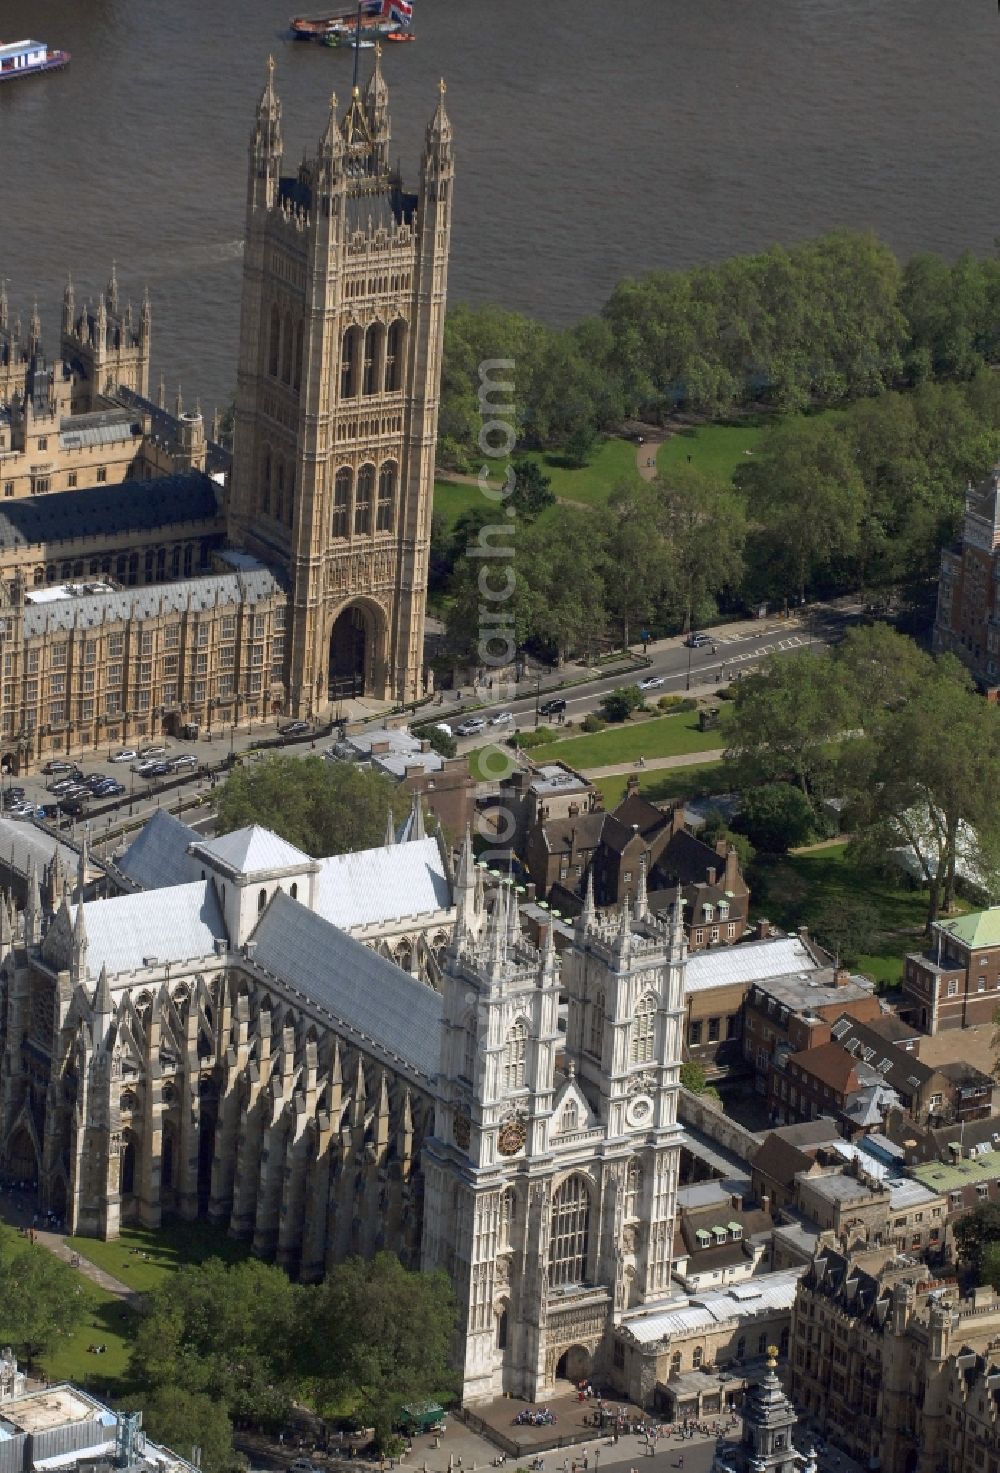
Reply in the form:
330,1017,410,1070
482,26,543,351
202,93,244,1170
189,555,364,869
580,749,725,781
0,1184,138,1303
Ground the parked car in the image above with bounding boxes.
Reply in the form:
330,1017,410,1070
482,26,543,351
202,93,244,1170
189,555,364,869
638,675,666,690
58,798,85,817
684,631,712,648
141,762,172,779
538,698,567,717
84,774,110,791
281,721,310,738
489,710,514,726
170,754,198,770
455,717,487,737
110,749,137,763
42,760,74,775
138,745,167,759
290,1461,316,1473
38,805,59,820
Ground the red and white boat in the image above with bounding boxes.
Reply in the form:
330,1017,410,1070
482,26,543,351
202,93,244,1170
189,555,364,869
0,38,70,82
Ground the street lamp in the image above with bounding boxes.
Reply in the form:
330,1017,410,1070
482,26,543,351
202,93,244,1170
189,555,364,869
685,639,693,692
534,675,541,729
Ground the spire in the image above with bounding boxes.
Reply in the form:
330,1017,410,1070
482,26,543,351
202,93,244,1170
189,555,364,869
425,76,452,155
71,901,88,983
106,261,119,314
175,384,183,417
157,372,165,410
24,857,41,945
250,55,283,211
384,807,395,847
62,273,75,335
670,895,686,958
27,301,41,359
0,279,7,332
577,868,595,934
96,292,107,343
456,825,474,889
613,898,632,965
634,855,648,923
140,285,151,342
77,831,89,899
93,963,112,1032
486,884,508,975
408,790,425,842
364,46,390,165
506,883,521,947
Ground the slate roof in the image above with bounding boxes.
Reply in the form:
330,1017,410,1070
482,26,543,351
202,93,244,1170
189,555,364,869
251,890,442,1080
194,825,314,878
612,793,671,840
787,1040,860,1095
0,817,84,880
23,566,280,637
82,880,227,978
830,1014,935,1097
0,472,220,552
117,810,197,891
314,836,451,929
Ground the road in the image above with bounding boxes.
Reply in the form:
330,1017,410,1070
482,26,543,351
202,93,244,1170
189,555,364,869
443,602,855,754
0,603,859,851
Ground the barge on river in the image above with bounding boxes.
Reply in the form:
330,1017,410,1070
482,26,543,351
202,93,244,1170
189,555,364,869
0,39,70,82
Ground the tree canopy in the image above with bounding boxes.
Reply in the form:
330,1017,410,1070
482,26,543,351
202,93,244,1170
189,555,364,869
0,1241,88,1368
215,755,398,856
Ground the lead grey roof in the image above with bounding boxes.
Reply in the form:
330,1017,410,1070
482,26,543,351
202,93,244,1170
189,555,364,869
0,471,220,552
117,809,198,891
620,1268,806,1345
251,890,442,1080
314,836,452,930
685,936,819,995
23,565,281,636
0,817,85,880
194,825,314,877
83,880,227,978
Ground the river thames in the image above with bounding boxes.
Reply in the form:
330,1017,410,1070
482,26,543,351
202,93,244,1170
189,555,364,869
1,0,998,413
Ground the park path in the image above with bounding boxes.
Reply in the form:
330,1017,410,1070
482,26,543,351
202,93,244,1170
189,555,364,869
581,748,725,780
0,1184,138,1304
636,433,666,481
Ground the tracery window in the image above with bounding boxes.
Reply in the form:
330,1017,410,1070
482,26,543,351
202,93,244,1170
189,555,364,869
503,1018,528,1092
354,464,374,535
630,992,657,1065
624,1158,642,1219
588,991,604,1059
549,1174,590,1286
332,467,351,538
376,461,396,532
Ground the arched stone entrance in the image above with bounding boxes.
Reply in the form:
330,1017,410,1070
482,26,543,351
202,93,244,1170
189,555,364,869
556,1345,593,1383
327,600,386,702
6,1127,38,1185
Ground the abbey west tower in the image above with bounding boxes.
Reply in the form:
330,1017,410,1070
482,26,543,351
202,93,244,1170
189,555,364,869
229,56,453,712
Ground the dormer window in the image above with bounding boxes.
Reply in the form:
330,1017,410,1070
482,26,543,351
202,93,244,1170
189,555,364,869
718,900,729,921
729,1222,742,1241
703,903,714,923
712,1225,727,1244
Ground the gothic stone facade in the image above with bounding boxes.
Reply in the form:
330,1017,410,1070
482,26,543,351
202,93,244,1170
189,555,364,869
0,838,683,1405
228,57,453,712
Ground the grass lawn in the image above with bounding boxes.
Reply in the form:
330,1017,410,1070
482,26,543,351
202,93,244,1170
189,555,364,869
530,708,731,769
468,742,520,783
65,1218,254,1297
750,842,960,989
594,760,728,810
433,437,638,530
42,1282,137,1396
657,422,764,483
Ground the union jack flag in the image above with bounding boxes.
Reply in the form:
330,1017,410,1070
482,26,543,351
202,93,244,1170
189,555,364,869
388,0,413,19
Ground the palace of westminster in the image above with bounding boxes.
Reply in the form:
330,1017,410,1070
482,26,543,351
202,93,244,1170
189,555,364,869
0,49,450,774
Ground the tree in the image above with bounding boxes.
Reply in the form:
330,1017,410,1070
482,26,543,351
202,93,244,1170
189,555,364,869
653,465,747,632
130,1258,304,1429
724,652,850,803
303,1253,457,1448
955,1203,1000,1283
141,1387,236,1473
0,1243,89,1367
510,458,554,521
699,809,755,870
599,685,644,724
735,783,815,855
419,723,456,759
602,481,669,648
514,509,608,664
680,1060,707,1093
736,417,866,601
844,656,1000,925
805,896,880,967
215,756,397,857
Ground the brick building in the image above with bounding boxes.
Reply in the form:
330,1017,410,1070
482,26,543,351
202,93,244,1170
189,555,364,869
933,460,1000,691
903,908,1000,1033
743,966,881,1093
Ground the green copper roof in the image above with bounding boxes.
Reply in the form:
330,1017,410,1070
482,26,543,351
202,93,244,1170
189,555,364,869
936,908,1000,950
912,1147,1000,1193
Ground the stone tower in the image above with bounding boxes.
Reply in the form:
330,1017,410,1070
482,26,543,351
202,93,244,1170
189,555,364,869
422,876,684,1403
60,266,151,412
229,54,454,715
711,1349,811,1473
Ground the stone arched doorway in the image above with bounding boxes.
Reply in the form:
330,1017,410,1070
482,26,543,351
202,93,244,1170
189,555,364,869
328,601,386,702
556,1345,593,1383
6,1127,38,1186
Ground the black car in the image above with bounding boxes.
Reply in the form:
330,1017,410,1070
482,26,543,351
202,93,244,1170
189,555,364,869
538,698,567,717
58,798,86,817
281,721,310,738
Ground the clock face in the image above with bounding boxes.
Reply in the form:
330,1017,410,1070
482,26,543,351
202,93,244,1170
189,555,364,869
626,1094,654,1129
453,1113,471,1150
497,1116,527,1157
